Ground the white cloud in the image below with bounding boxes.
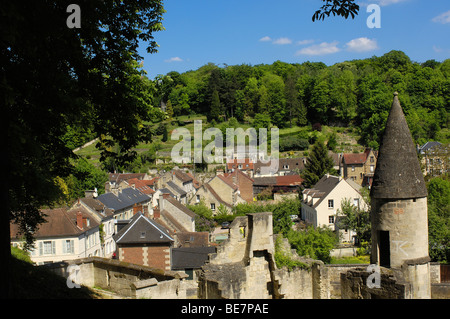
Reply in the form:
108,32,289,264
164,57,183,63
432,10,450,24
296,41,340,56
433,45,450,54
365,0,409,6
259,36,272,42
346,37,378,52
297,39,315,45
433,45,442,53
272,37,292,45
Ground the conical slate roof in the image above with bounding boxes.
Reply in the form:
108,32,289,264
370,92,427,199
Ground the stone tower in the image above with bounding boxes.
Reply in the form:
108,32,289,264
370,92,431,298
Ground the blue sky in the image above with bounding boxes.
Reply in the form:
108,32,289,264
139,0,450,79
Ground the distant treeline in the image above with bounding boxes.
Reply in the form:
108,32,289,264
154,50,449,149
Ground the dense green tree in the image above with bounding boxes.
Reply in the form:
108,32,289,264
1,0,165,297
287,227,338,263
272,198,301,236
302,140,337,188
330,69,357,125
336,197,371,245
66,158,108,200
209,89,223,122
309,79,332,124
427,177,450,262
285,74,300,128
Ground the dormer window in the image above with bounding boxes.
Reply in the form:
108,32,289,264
140,231,146,238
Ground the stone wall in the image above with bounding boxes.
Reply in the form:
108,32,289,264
45,257,189,299
199,213,277,299
198,212,377,299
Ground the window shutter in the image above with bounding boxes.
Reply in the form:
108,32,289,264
71,240,74,254
39,242,43,256
52,241,56,255
62,240,66,254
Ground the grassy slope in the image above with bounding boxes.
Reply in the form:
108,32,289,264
75,114,363,170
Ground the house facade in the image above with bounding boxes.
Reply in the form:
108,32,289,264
71,196,116,258
341,148,377,187
301,174,367,243
158,193,196,233
253,157,305,177
113,212,174,270
10,207,102,265
158,169,195,200
190,174,247,214
418,141,448,176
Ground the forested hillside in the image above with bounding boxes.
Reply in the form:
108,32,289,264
154,50,449,149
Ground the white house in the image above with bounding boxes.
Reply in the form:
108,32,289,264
301,174,367,243
72,195,117,258
10,207,102,265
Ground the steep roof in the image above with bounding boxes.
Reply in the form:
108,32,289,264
167,181,187,196
418,141,443,154
371,92,427,199
10,207,99,239
173,169,193,183
302,174,341,208
97,188,150,211
343,153,367,165
113,212,173,244
127,178,155,195
108,173,146,183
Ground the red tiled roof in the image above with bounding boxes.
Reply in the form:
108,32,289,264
343,153,367,165
127,178,155,195
10,207,99,240
275,175,303,186
173,170,193,183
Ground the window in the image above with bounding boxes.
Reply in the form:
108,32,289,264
370,165,374,172
353,198,360,208
63,240,74,254
210,203,216,211
370,156,374,163
140,231,146,239
283,164,289,169
196,195,200,203
328,199,334,208
351,166,355,172
329,216,335,223
41,241,55,255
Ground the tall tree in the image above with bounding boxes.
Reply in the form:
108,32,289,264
209,89,222,122
302,140,337,188
285,74,300,128
1,0,165,297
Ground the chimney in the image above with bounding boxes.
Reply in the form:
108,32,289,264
85,190,95,198
162,193,170,199
160,193,170,211
76,212,83,230
153,207,160,219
